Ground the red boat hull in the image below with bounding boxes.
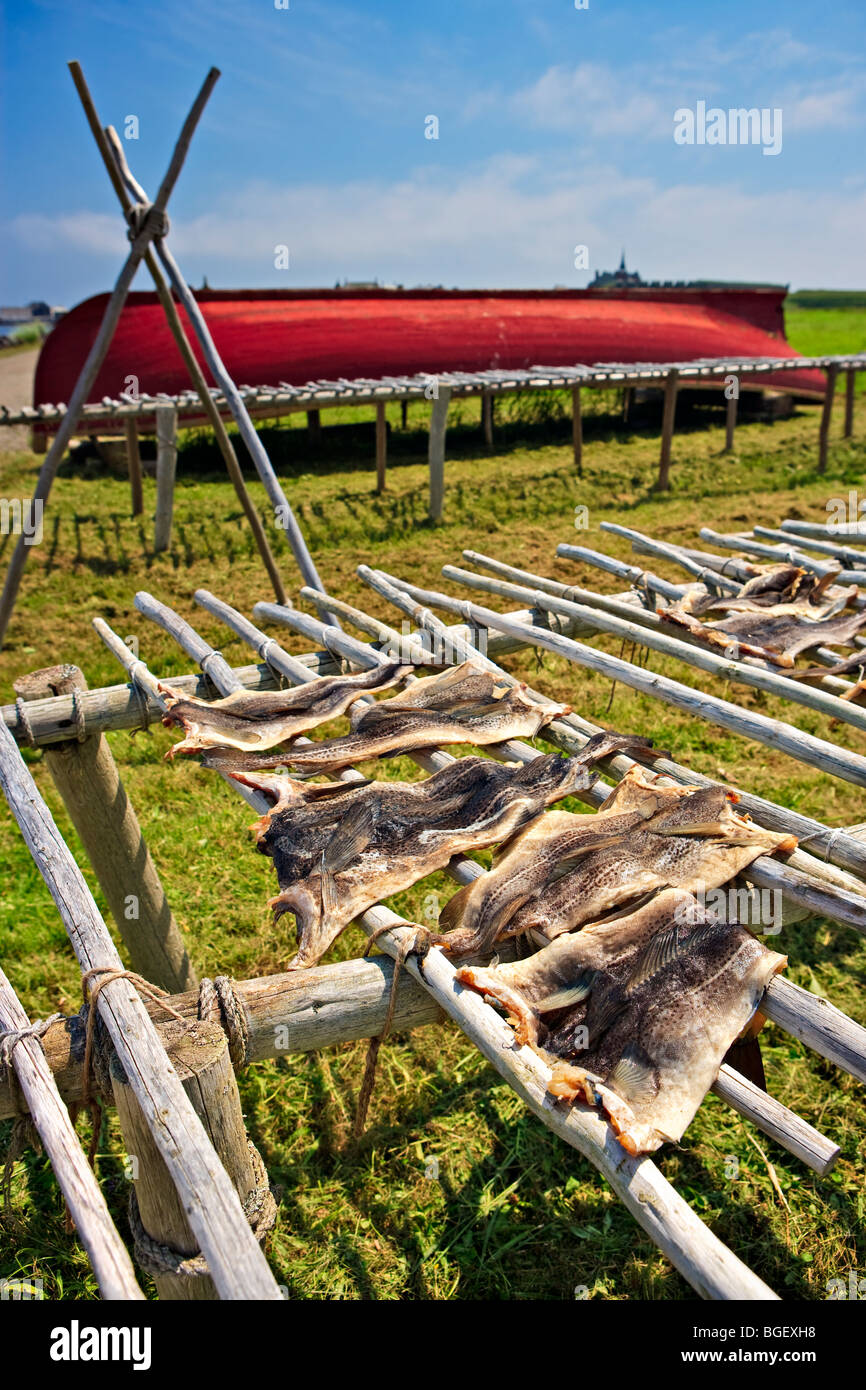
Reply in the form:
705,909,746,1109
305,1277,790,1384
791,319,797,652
34,286,825,414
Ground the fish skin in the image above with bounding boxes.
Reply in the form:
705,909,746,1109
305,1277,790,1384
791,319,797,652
226,666,571,775
511,795,796,943
434,765,699,958
234,731,651,968
161,662,413,757
458,887,787,1155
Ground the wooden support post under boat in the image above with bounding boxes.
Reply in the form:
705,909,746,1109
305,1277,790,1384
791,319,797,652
124,418,144,516
482,389,494,448
400,399,408,430
375,401,387,492
622,386,632,425
571,384,582,474
845,368,856,439
0,963,145,1299
724,389,737,453
0,718,280,1299
154,404,177,552
657,368,679,490
428,386,452,523
0,67,218,652
818,365,838,473
12,665,195,993
306,409,321,445
111,1019,271,1301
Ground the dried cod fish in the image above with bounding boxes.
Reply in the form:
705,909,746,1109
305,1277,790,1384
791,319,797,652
215,661,570,775
161,661,412,757
234,731,654,968
659,604,866,667
457,888,787,1155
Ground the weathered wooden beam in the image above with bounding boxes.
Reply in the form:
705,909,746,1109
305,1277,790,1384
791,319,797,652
0,956,844,1177
428,387,452,523
0,963,145,1299
111,1019,268,1300
0,719,281,1300
306,409,321,445
124,418,144,517
153,403,177,553
12,665,194,993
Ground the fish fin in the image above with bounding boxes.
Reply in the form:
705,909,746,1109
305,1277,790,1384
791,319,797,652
321,798,376,876
536,970,597,1013
437,881,473,934
606,1045,659,1104
626,923,683,991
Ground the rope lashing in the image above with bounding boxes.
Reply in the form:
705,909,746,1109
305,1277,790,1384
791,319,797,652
126,201,170,243
80,968,186,1107
127,1138,277,1279
0,1013,64,1075
127,659,153,731
197,976,249,1070
14,698,37,749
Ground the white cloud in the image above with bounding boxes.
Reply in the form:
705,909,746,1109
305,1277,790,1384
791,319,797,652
9,155,865,291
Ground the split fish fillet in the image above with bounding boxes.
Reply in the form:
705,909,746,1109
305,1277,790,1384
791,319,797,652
680,564,851,619
234,731,655,968
214,661,570,775
161,661,412,756
436,769,796,957
660,604,866,667
457,887,787,1154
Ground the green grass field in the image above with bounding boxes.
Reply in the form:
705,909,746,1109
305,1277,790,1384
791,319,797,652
1,306,865,1301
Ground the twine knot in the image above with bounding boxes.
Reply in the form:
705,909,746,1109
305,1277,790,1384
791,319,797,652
127,202,170,243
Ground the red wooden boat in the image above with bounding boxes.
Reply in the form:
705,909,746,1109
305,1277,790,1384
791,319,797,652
34,285,825,417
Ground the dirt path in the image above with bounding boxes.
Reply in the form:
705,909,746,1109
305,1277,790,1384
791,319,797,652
0,347,39,452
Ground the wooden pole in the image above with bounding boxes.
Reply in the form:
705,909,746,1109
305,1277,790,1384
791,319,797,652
657,368,679,490
400,400,408,430
111,1019,267,1300
71,103,286,605
0,719,281,1299
844,368,856,439
482,390,494,448
12,665,195,992
818,365,838,472
0,959,845,1177
375,401,387,492
428,386,452,523
571,385,582,474
0,964,145,1299
724,391,737,452
306,409,321,445
154,404,177,553
0,66,219,651
124,418,144,516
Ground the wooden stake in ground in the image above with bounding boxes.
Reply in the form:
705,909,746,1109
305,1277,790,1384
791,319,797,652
844,368,856,439
656,367,679,490
725,389,737,452
572,384,583,474
12,664,195,993
0,66,220,651
482,390,494,448
428,386,452,522
124,418,144,517
154,404,177,553
819,365,838,473
375,401,387,492
0,963,145,1300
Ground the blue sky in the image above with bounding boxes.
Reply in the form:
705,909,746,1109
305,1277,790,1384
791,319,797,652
1,0,865,304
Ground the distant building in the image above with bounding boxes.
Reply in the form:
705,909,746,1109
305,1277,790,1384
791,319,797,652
589,252,643,289
0,301,66,326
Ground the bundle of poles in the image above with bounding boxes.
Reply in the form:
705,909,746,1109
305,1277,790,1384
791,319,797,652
3,528,866,1300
